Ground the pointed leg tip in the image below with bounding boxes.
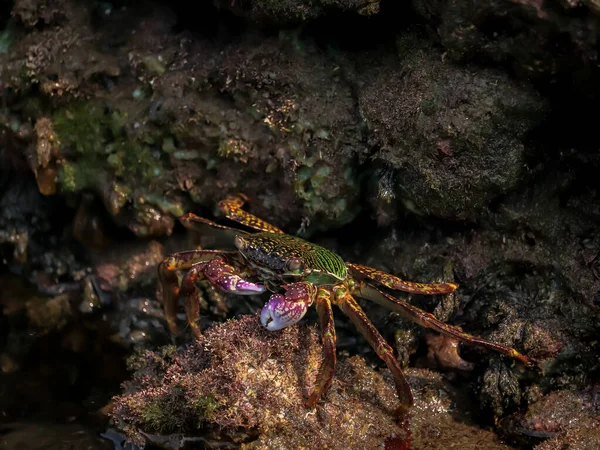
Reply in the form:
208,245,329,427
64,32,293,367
190,326,203,341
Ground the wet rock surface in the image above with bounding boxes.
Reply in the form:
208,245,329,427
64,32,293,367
112,315,401,449
358,35,548,219
1,0,599,449
0,422,114,450
110,314,517,450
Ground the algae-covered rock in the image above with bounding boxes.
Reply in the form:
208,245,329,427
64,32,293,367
1,0,365,238
359,35,548,220
144,32,365,233
349,169,600,420
11,0,72,28
110,314,403,449
110,314,521,450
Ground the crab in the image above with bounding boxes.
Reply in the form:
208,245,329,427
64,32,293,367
159,194,534,415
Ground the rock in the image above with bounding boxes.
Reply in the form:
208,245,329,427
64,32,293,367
412,0,600,91
499,388,600,449
359,35,548,219
110,314,520,449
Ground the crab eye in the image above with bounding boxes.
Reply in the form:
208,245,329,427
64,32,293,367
234,235,246,250
286,258,303,272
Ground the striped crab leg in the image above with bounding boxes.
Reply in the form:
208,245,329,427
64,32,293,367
335,287,414,415
348,262,459,295
352,281,535,367
218,194,285,234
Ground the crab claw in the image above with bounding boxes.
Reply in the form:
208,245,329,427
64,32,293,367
260,282,317,331
204,259,265,295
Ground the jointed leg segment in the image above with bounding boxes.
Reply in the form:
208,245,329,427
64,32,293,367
348,262,459,295
159,250,229,335
306,288,337,408
336,291,414,413
180,265,205,340
179,195,283,235
180,213,241,233
218,194,285,234
355,283,534,366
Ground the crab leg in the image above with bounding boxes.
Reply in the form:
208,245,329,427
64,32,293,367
355,283,534,366
306,288,337,408
336,290,414,415
179,264,205,339
218,194,285,234
183,258,266,339
180,213,243,233
348,263,458,295
159,250,264,337
159,250,231,335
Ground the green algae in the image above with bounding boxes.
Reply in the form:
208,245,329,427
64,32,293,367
52,102,164,193
51,100,178,235
217,138,250,162
53,103,107,155
140,395,183,433
143,55,166,75
190,394,219,426
126,345,177,372
236,0,380,23
293,158,361,229
60,159,100,192
142,194,185,218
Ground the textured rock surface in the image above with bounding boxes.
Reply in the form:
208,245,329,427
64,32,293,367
358,36,547,219
110,314,518,449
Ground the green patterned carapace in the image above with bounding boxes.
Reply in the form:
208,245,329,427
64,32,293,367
235,232,347,285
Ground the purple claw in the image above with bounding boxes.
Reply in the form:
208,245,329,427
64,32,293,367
204,259,265,295
215,275,266,294
260,294,309,331
260,282,317,331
